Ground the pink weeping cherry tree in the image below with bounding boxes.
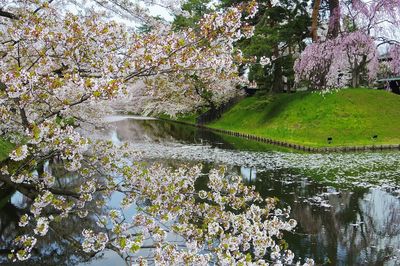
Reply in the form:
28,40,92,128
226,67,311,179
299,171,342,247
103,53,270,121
294,0,400,91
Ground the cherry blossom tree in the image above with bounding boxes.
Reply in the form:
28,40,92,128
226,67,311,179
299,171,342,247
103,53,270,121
295,30,378,89
294,0,400,90
0,0,312,264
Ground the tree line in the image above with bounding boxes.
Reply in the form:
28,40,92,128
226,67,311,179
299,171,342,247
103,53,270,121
174,0,400,94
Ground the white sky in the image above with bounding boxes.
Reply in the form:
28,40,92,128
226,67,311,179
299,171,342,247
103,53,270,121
148,4,174,21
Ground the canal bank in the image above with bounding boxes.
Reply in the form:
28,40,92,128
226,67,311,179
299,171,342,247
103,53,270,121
159,117,400,153
159,88,400,152
159,118,400,153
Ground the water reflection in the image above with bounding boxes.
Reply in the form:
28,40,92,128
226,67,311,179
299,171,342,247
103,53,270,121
1,116,399,265
103,117,400,265
240,167,400,265
0,199,96,265
240,167,257,182
105,117,400,190
0,166,109,266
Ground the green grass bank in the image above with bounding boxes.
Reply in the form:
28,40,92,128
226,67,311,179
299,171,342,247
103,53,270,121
209,88,400,147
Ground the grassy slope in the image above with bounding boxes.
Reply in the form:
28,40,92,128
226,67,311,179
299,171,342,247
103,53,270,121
209,88,400,147
0,138,14,162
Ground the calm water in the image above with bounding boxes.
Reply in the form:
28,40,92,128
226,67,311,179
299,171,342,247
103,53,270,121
1,116,400,265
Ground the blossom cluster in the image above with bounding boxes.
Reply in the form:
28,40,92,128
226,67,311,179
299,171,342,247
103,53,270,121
0,0,257,124
259,56,271,67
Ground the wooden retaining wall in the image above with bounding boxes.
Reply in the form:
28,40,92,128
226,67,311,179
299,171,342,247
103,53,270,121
159,118,400,153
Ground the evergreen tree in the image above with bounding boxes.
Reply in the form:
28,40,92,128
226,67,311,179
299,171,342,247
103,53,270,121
217,0,310,92
173,0,213,30
173,0,311,93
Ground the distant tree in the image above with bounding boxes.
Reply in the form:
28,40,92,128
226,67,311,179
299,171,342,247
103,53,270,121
295,31,378,89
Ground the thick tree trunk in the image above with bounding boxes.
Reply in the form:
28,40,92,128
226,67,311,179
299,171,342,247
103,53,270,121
272,61,283,93
351,69,360,88
271,41,283,93
311,0,321,42
327,0,340,39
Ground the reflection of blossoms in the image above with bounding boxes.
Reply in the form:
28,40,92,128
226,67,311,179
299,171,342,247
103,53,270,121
9,145,28,161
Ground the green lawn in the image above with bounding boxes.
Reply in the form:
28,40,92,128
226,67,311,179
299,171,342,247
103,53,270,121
0,138,14,162
209,88,400,147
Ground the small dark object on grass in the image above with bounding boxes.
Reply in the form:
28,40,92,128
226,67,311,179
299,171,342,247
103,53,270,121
327,137,333,144
372,135,378,140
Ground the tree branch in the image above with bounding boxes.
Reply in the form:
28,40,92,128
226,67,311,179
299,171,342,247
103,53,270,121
0,9,18,20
